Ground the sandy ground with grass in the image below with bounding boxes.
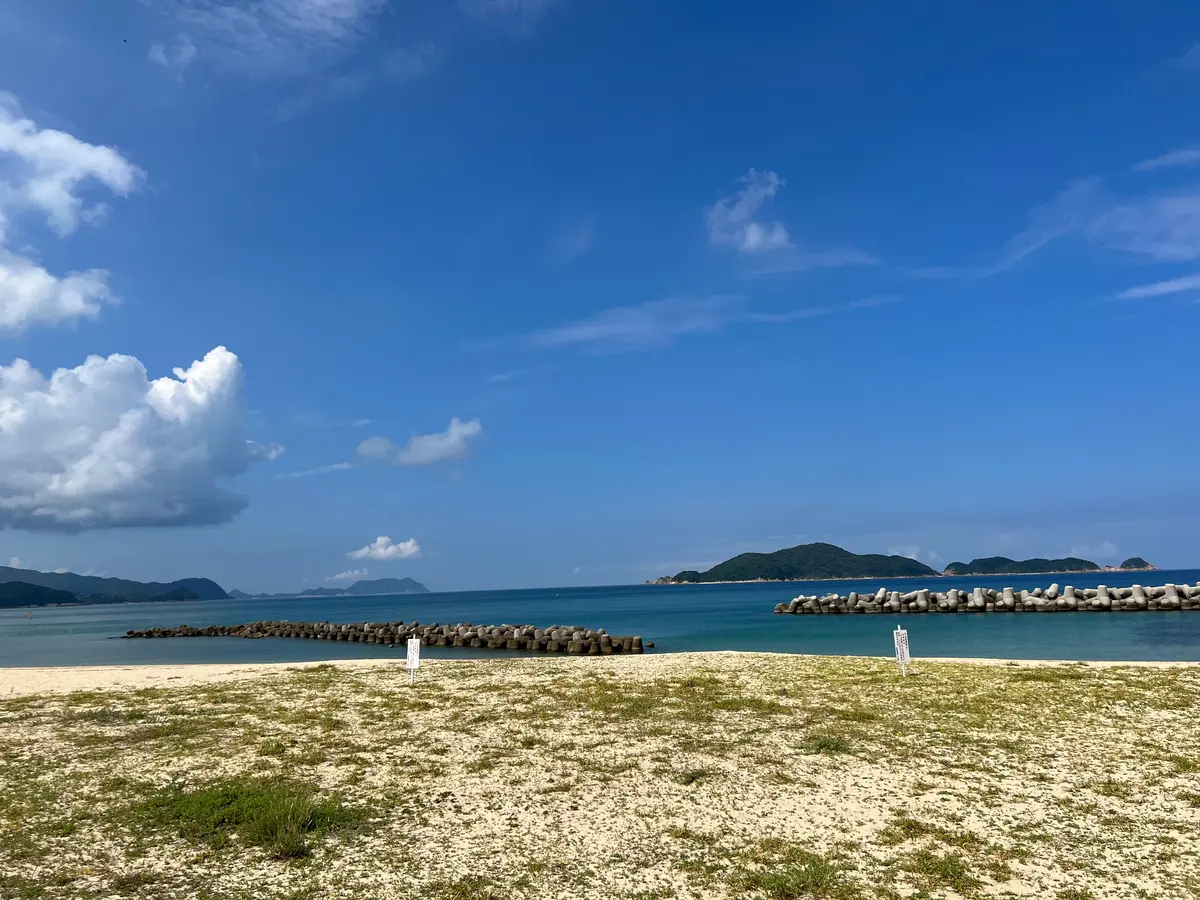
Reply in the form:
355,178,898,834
1,653,1198,900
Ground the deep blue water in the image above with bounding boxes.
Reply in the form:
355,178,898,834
2,570,1200,667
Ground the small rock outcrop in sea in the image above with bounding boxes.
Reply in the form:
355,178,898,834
123,620,648,654
773,582,1200,615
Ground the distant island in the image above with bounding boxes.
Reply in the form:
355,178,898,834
661,543,940,584
0,565,221,609
228,577,429,600
652,543,1159,584
0,565,429,609
944,556,1158,576
0,564,226,601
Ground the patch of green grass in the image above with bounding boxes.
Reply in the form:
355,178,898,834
1008,666,1090,683
1091,777,1134,800
737,843,861,899
803,732,853,755
60,707,151,726
1168,755,1198,775
900,849,981,894
879,814,983,850
1057,889,1096,900
258,740,288,757
667,824,717,844
109,870,163,892
132,777,365,860
675,769,711,786
1179,790,1200,808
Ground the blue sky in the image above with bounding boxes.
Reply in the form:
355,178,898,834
1,0,1199,593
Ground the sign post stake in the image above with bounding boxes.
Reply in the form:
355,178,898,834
893,626,910,677
406,637,421,686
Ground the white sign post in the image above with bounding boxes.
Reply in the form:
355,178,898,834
406,637,421,686
893,626,910,677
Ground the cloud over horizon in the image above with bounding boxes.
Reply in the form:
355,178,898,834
348,535,420,560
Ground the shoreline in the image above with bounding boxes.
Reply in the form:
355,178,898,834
3,651,1197,697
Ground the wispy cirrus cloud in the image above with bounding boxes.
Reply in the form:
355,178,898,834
357,418,483,466
932,172,1200,278
460,0,559,38
1175,41,1200,69
486,369,526,383
1133,147,1200,173
326,567,367,582
705,169,876,275
523,295,882,354
277,461,353,479
1115,273,1200,299
546,216,594,264
161,0,389,75
148,35,199,73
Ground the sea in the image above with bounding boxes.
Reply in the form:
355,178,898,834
3,570,1200,668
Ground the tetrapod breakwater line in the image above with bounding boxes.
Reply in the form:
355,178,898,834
774,582,1200,614
123,620,650,654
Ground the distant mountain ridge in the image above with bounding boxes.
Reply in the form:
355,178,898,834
0,566,226,601
667,543,940,583
230,577,430,599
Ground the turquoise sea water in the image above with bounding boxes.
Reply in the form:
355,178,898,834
2,570,1200,667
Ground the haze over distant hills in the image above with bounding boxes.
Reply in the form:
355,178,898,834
228,577,429,600
0,565,429,609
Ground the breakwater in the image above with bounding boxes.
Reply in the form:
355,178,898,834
123,620,648,654
774,582,1200,615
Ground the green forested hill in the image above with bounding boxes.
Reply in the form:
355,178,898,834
671,543,939,583
0,582,79,608
942,557,1100,576
0,566,226,600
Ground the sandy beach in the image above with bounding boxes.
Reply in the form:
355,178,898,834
2,652,1198,899
2,652,1198,697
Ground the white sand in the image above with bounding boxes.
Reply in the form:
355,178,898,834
1,651,1194,698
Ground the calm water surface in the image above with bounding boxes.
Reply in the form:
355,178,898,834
3,570,1199,667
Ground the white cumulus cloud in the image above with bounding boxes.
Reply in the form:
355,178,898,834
326,567,367,582
0,346,282,531
0,250,113,333
0,93,140,333
357,417,482,466
348,535,420,560
0,93,141,237
8,557,22,568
